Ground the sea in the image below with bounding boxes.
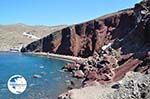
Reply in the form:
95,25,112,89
0,52,80,99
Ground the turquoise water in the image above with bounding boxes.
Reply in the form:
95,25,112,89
0,52,74,99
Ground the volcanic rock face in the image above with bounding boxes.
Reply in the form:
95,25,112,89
21,1,150,99
22,0,150,85
21,7,135,58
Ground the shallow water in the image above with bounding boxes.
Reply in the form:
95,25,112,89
0,52,78,99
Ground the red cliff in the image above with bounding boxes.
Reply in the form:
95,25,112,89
22,0,150,84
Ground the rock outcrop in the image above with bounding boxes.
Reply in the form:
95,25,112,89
21,5,135,58
58,72,150,99
61,0,150,85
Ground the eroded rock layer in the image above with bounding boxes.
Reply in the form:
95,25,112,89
21,8,136,58
22,0,150,85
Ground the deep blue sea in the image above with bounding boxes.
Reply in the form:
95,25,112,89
0,52,77,99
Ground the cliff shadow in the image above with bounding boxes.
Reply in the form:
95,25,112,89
56,27,73,55
42,34,54,52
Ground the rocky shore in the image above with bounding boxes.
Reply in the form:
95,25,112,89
59,0,150,98
58,72,150,99
21,0,150,99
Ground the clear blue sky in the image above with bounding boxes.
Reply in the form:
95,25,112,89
0,0,141,25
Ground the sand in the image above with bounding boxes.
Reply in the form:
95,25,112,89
33,52,86,62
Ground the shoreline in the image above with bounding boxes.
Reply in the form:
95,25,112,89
31,52,87,62
0,51,86,62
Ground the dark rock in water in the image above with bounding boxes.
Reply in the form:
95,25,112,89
67,86,73,90
70,80,75,86
72,70,85,78
33,74,42,78
65,80,76,90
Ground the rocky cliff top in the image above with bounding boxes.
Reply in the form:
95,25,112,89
0,24,66,51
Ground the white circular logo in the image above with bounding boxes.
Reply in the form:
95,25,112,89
7,75,27,94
